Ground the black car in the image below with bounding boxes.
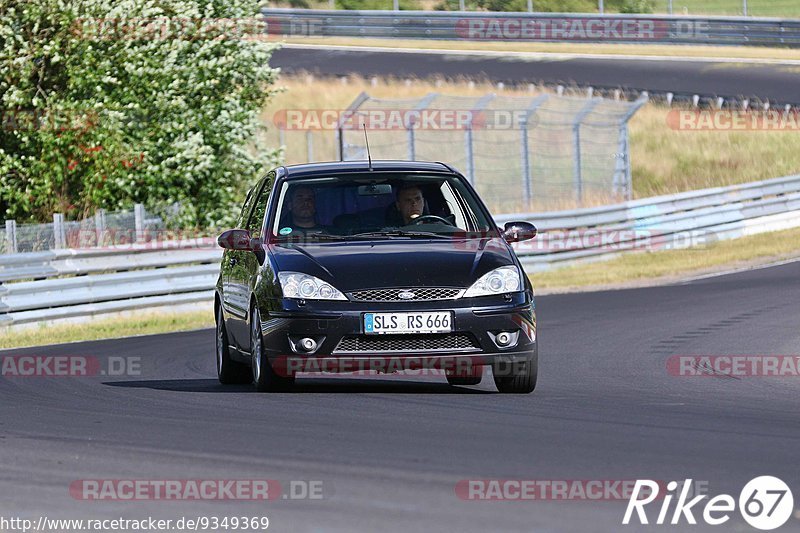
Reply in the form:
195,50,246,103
215,161,538,393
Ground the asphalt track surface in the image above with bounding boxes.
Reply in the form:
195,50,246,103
271,45,800,105
2,261,800,532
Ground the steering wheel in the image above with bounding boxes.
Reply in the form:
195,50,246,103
409,215,454,226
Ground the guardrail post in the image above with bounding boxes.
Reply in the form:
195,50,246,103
465,127,475,185
95,209,106,247
613,94,648,202
336,91,371,162
5,220,17,254
520,127,530,206
598,0,603,14
572,99,600,207
743,0,748,15
527,0,533,12
464,93,495,187
53,213,66,249
668,0,673,14
406,92,438,162
134,204,145,243
306,130,314,162
519,95,549,209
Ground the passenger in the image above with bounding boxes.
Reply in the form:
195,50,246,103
286,186,322,230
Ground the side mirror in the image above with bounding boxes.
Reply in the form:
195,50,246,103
502,221,537,243
218,229,255,251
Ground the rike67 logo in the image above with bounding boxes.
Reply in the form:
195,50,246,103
623,476,794,530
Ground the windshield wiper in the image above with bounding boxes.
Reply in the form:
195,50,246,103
350,230,451,239
275,234,348,242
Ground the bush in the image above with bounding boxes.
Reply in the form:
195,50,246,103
0,0,279,227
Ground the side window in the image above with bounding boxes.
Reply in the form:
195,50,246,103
246,171,275,239
237,186,257,228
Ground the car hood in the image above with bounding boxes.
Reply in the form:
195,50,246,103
270,238,515,291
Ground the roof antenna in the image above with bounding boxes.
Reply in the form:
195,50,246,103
362,123,373,171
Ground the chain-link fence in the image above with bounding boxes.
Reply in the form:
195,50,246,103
1,205,165,254
288,91,646,213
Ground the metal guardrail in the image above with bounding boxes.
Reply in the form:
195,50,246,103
263,8,800,47
0,242,221,325
2,173,800,326
498,173,800,270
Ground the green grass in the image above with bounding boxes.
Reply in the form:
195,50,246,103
531,225,800,290
0,310,214,350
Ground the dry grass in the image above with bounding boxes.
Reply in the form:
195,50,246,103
0,310,214,350
629,105,800,197
280,36,800,61
531,225,800,290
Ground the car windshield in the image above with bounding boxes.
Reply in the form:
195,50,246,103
271,173,495,241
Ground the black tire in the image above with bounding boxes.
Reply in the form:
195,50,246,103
216,306,251,384
493,354,538,394
250,306,295,392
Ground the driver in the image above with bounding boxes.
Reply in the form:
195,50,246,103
395,184,425,225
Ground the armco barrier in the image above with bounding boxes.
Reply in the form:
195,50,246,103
262,9,800,47
2,174,800,326
0,242,221,326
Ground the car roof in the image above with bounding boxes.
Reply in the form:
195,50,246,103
280,160,456,179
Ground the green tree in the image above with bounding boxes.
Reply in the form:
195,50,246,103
0,0,279,227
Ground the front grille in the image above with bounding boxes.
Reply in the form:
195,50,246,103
349,287,463,302
334,334,480,353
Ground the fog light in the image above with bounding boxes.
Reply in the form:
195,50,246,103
496,332,512,347
298,338,317,352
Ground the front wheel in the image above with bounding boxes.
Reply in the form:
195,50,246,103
251,306,295,392
216,306,251,384
493,355,537,394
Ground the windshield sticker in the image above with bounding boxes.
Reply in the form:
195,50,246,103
279,227,293,235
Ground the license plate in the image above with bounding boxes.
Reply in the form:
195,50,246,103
363,311,453,335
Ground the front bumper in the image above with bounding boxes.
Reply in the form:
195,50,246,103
258,292,536,376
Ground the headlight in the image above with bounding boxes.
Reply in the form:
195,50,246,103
278,272,347,301
463,266,522,297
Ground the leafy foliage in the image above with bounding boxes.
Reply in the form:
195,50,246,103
0,0,280,227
